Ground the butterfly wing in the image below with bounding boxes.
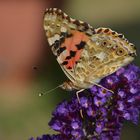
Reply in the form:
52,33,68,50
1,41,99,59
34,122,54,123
44,8,136,89
72,27,136,88
43,8,94,86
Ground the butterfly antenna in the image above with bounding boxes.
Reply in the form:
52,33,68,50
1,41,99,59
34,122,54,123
39,84,62,96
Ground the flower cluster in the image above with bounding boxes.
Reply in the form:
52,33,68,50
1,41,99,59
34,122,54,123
30,134,63,140
31,64,140,140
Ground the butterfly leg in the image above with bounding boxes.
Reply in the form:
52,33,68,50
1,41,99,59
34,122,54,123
92,82,114,93
76,89,85,118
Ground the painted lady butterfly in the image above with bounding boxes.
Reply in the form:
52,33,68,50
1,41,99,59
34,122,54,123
43,8,136,93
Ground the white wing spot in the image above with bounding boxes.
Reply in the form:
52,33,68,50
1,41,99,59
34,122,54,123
79,20,84,24
48,34,60,46
53,8,57,11
70,18,75,22
54,34,60,40
63,13,68,17
60,26,67,32
95,52,107,61
44,25,49,30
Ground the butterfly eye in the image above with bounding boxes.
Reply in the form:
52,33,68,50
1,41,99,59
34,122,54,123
116,48,125,56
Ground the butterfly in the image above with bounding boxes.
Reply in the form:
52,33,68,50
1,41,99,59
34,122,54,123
43,8,136,94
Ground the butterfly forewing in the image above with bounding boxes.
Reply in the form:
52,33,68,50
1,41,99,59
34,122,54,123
43,8,93,86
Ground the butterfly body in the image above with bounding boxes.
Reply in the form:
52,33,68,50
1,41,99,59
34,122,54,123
44,8,136,91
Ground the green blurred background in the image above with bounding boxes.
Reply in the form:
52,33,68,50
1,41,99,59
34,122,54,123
0,0,140,140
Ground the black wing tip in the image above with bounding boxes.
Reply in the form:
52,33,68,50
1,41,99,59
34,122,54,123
44,8,95,34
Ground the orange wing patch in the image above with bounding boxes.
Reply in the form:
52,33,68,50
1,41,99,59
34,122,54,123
60,30,89,69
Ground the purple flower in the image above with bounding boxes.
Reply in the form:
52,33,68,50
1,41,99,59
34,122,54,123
31,64,140,140
30,134,64,140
